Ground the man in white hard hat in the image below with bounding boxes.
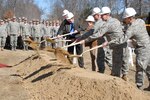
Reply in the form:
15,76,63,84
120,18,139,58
77,7,112,73
62,9,70,19
100,7,129,80
57,12,84,68
57,9,70,35
116,7,150,90
89,7,107,73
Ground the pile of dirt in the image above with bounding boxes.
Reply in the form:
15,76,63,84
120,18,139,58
10,50,149,100
0,70,30,100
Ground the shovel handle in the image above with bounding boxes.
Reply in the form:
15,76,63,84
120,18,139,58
81,44,103,55
40,40,46,44
69,44,103,58
56,40,72,42
62,41,83,48
51,31,78,39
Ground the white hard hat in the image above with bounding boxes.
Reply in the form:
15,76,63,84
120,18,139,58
0,20,4,22
86,15,95,22
101,7,111,15
92,7,101,16
123,7,137,18
13,16,16,19
66,12,74,20
62,9,69,16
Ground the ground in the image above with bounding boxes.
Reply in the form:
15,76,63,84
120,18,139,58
0,49,149,100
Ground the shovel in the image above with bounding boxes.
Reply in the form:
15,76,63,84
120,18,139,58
62,41,84,48
37,31,77,44
51,31,78,40
69,44,103,58
0,63,11,68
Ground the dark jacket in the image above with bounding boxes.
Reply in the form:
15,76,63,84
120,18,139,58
57,19,83,39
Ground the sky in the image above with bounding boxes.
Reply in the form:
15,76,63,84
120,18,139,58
34,0,54,19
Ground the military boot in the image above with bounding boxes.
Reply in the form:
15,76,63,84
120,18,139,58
122,74,128,81
137,85,143,90
136,83,143,90
14,46,16,51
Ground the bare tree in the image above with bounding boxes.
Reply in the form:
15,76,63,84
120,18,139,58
47,0,150,21
0,0,43,20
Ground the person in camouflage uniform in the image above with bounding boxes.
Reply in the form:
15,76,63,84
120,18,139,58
18,17,25,49
22,18,31,50
7,16,20,51
4,18,11,49
119,8,150,90
0,20,7,51
32,19,42,43
92,7,112,73
40,20,47,48
97,7,129,79
31,19,36,41
45,21,53,47
54,20,62,47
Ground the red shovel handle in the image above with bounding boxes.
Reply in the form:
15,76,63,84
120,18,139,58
0,63,10,68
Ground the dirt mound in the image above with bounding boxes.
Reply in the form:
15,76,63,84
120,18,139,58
10,50,149,100
0,50,35,66
0,71,30,100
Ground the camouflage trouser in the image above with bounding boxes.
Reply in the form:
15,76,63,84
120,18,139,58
10,34,18,50
112,43,129,77
147,60,150,82
121,46,130,75
22,35,29,50
97,46,113,73
97,41,113,73
0,36,6,48
135,48,150,87
104,46,112,68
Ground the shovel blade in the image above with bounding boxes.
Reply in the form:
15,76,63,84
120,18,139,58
46,38,56,43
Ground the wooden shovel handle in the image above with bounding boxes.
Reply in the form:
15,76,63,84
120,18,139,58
52,31,78,39
69,44,103,58
62,41,83,48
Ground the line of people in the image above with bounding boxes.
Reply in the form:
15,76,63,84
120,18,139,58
0,17,60,51
57,7,150,91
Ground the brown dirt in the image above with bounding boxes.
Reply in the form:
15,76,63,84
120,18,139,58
0,49,150,100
